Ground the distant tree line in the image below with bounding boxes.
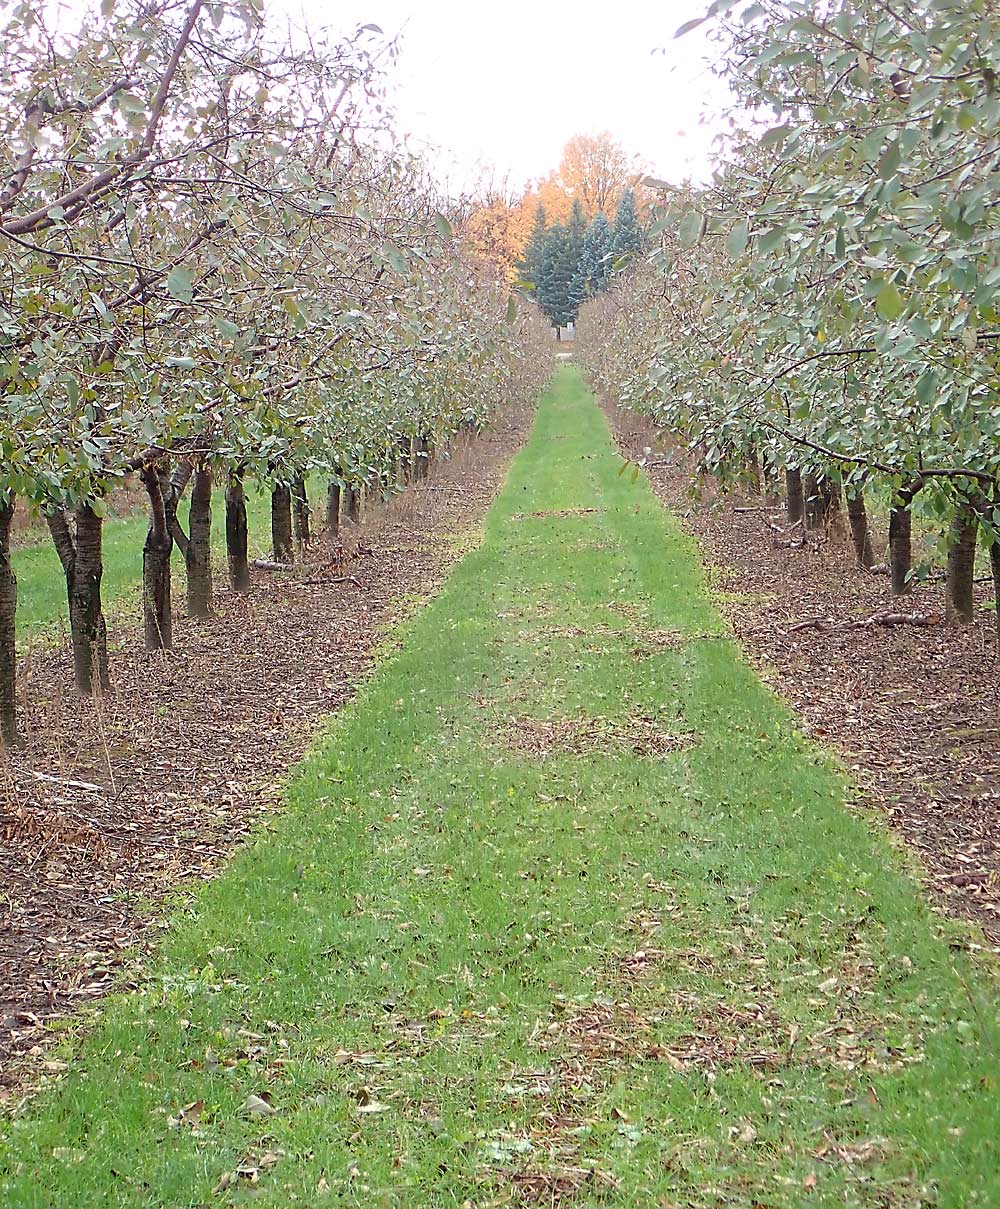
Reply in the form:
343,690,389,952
518,190,644,333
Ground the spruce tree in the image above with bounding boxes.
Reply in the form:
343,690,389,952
536,224,573,331
611,188,643,262
564,199,588,316
572,213,615,300
518,202,547,290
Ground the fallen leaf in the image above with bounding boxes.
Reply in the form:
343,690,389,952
242,1092,278,1117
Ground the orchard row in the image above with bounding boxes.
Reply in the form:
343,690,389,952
0,0,552,744
577,0,1000,642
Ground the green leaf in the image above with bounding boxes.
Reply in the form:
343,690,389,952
678,210,704,248
434,213,453,240
877,141,901,180
384,245,408,275
725,220,749,258
214,316,239,339
758,226,785,256
674,15,706,37
875,280,905,321
166,266,194,304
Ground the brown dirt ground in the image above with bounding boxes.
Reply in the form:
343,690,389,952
0,411,532,1091
606,402,1000,954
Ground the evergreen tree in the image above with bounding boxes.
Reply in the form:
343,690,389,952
564,199,588,315
566,198,588,252
572,212,615,300
611,188,643,262
517,202,547,290
536,224,573,330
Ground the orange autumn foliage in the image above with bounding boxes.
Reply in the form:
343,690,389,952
464,133,650,281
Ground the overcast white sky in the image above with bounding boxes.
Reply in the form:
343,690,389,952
275,0,729,193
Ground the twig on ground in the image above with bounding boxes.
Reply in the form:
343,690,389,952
252,559,294,571
788,611,942,635
29,770,106,794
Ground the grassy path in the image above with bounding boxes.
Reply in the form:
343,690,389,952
3,366,999,1206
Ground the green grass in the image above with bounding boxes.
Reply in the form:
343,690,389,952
14,483,320,642
3,365,999,1206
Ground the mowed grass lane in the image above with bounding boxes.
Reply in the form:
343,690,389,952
2,365,998,1206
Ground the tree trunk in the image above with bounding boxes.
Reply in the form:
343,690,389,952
945,504,979,624
817,475,842,523
743,449,762,494
47,503,110,693
888,506,912,595
0,497,19,747
72,504,110,691
785,468,804,526
803,473,823,529
271,483,293,562
415,432,431,480
326,480,341,535
226,471,250,593
846,490,876,569
186,463,213,617
989,537,1000,653
397,434,413,485
889,477,925,596
292,475,310,549
761,451,780,505
141,465,173,651
344,482,362,524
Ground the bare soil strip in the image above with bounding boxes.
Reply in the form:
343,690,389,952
606,402,1000,951
0,412,532,1087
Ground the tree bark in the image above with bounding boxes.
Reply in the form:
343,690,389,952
743,449,762,494
803,472,820,529
344,482,362,524
414,432,431,480
785,468,804,526
47,503,110,692
326,480,341,535
945,503,979,624
271,483,293,563
817,475,842,523
888,506,912,595
0,497,19,747
846,490,876,569
186,463,213,617
141,465,173,651
889,477,925,596
72,503,109,692
397,433,413,485
761,450,780,505
292,475,310,549
226,471,250,593
989,538,1000,653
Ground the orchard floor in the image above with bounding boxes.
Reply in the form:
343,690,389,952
1,411,531,1077
2,366,999,1206
610,410,1000,951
